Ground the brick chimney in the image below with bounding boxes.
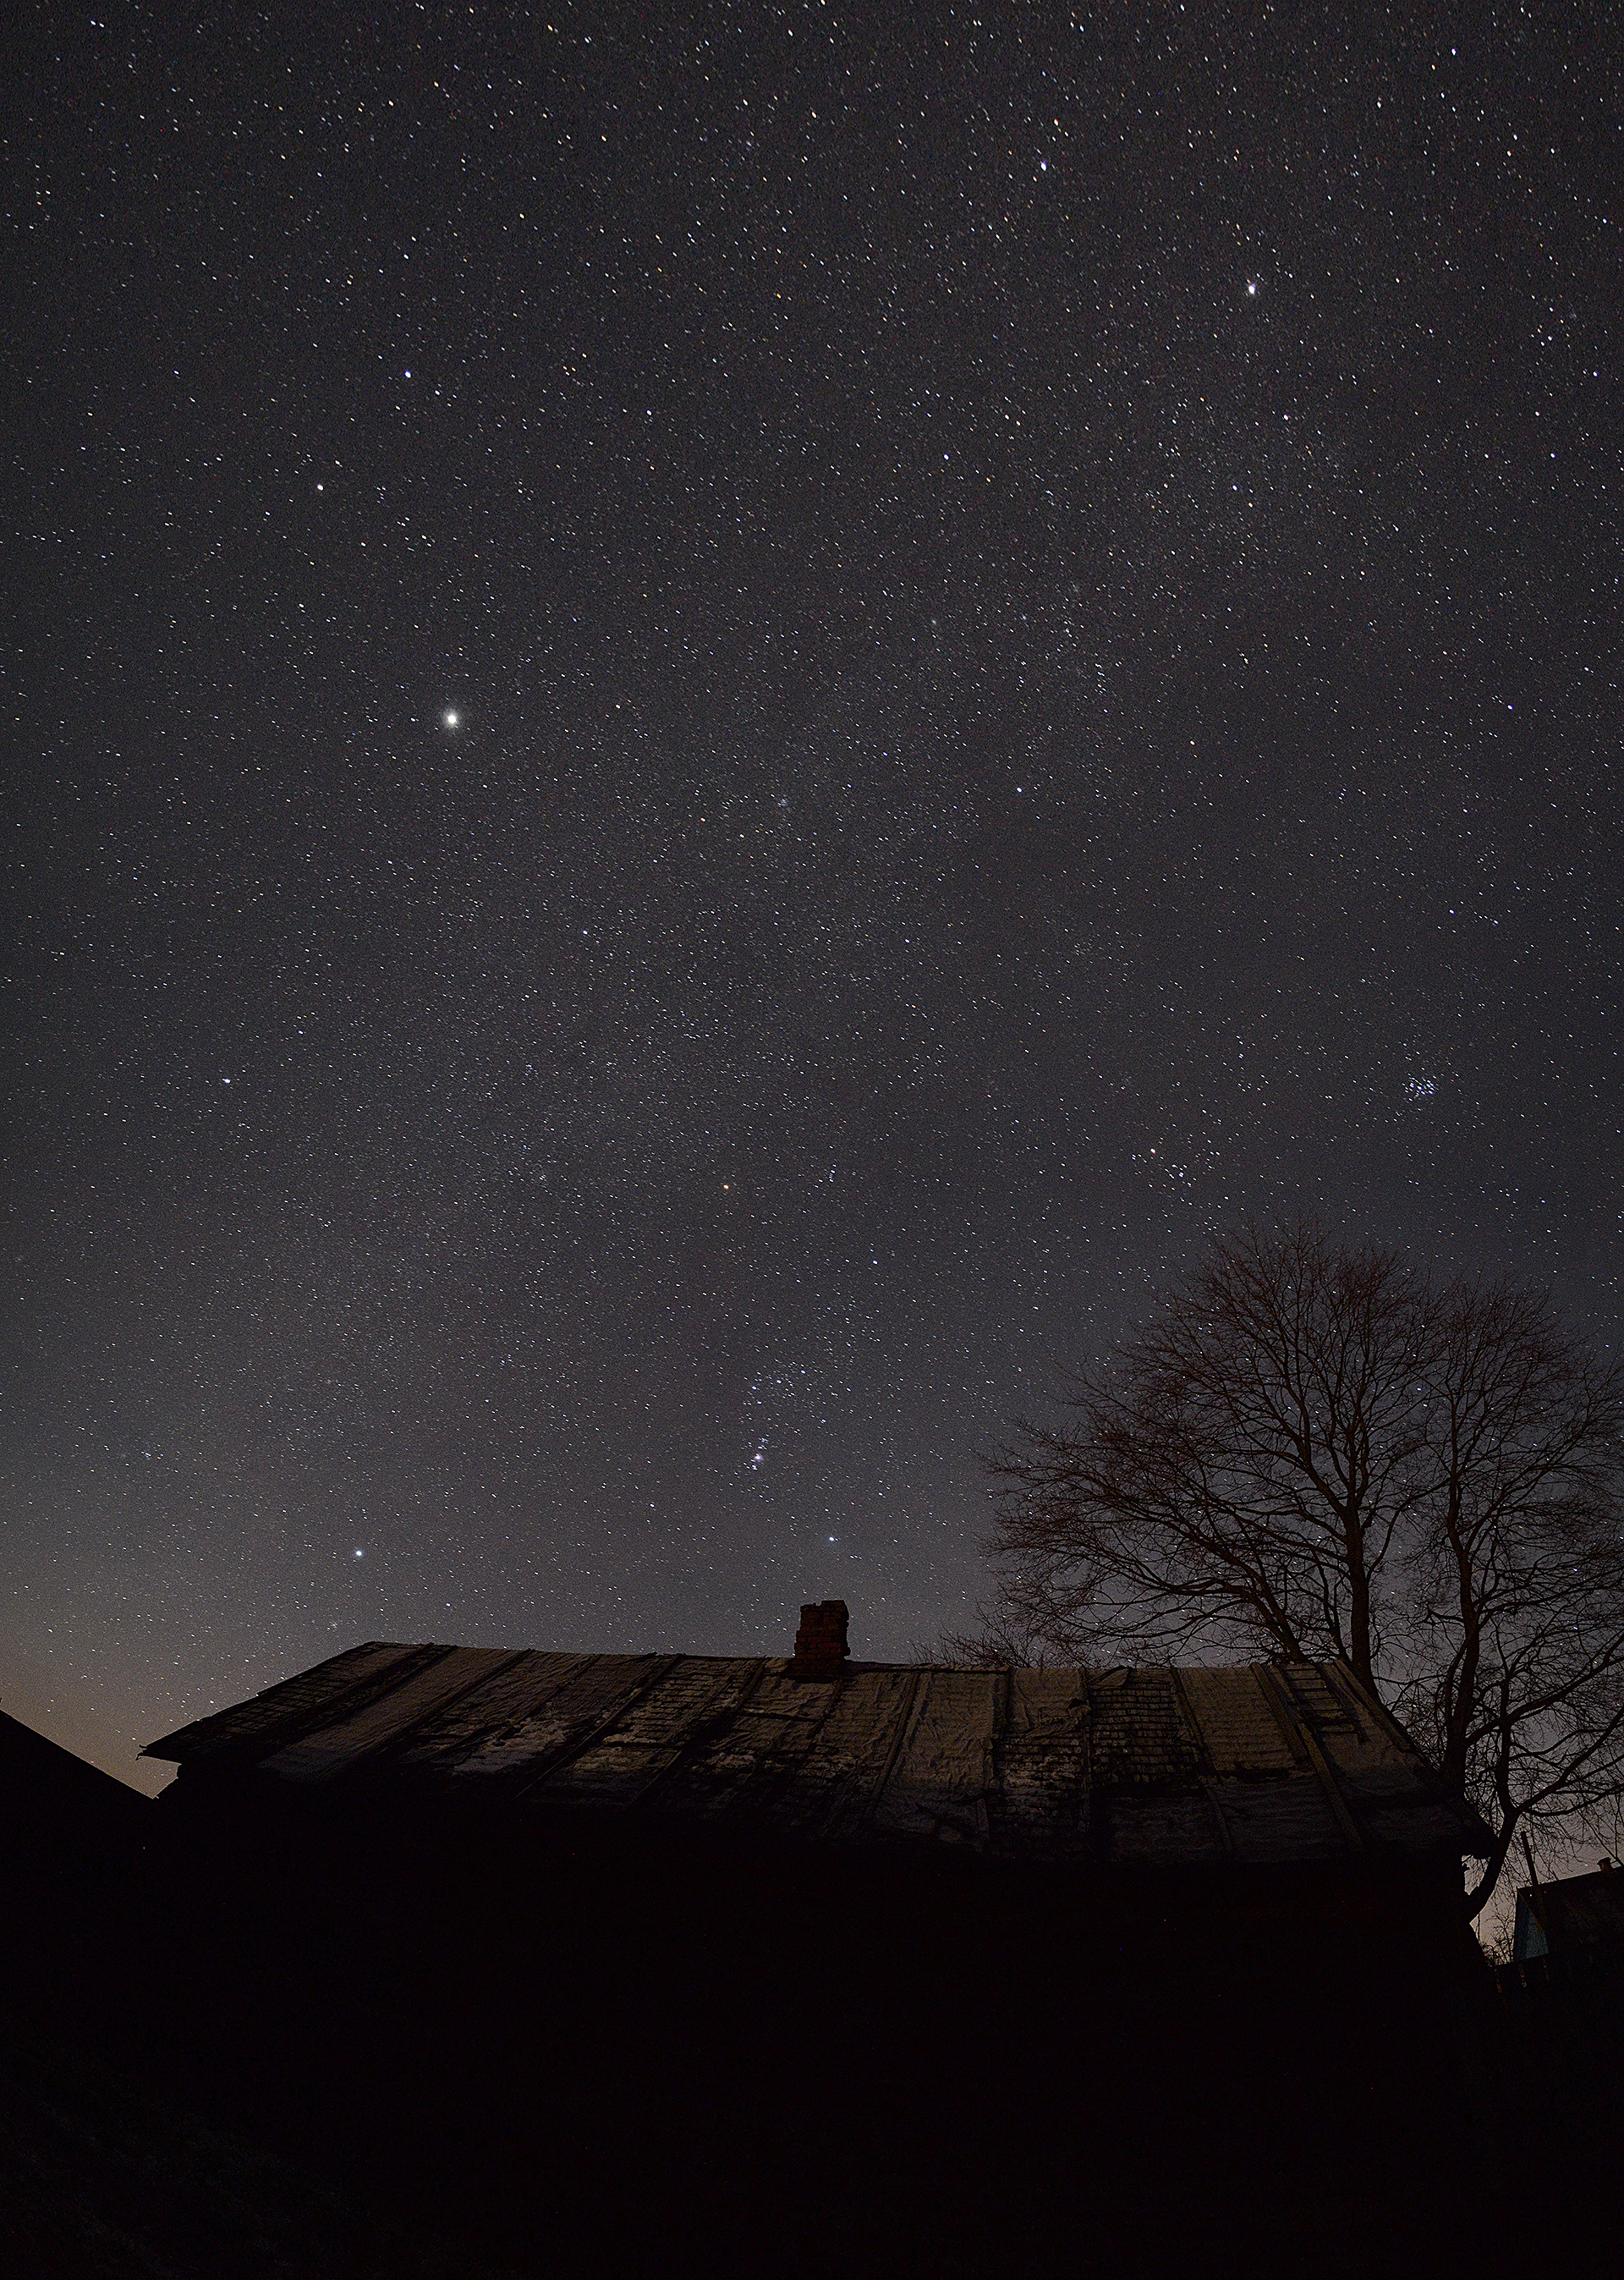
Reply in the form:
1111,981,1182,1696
790,1599,849,1679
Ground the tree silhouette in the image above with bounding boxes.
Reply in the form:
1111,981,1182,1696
974,1220,1624,1915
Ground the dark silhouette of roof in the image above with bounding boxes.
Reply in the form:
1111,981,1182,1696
1,1707,151,1970
2,1707,151,1845
146,1642,1490,1870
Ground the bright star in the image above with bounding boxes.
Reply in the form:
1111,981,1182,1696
443,709,459,728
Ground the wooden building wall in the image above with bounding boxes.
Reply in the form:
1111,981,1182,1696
129,1777,1502,2272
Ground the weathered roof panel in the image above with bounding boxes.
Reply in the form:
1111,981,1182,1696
147,1643,1493,1869
392,1651,592,1775
647,1662,841,1823
258,1647,524,1783
1106,1789,1230,1866
1209,1776,1352,1866
771,1664,921,1842
143,1642,432,1766
455,1654,676,1786
529,1656,760,1808
1175,1665,1298,1776
993,1669,1091,1859
1090,1667,1204,1788
869,1668,999,1849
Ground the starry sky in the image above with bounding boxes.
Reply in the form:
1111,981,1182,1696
4,3,1619,1792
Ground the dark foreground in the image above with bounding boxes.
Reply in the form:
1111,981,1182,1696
3,1766,1615,2275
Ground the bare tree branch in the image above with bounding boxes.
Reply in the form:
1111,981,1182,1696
972,1218,1624,1918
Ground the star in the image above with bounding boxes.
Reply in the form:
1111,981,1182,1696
8,0,1611,1824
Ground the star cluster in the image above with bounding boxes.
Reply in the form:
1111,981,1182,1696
3,4,1618,1787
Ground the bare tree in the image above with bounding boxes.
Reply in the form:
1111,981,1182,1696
975,1219,1624,1916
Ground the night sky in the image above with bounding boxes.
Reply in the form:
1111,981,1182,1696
5,4,1619,1793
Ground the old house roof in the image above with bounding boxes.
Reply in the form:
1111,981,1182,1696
145,1643,1490,1871
2,1707,151,1847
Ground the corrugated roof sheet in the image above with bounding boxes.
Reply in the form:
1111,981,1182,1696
145,1646,1492,1868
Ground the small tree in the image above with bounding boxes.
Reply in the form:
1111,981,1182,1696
976,1219,1624,1916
